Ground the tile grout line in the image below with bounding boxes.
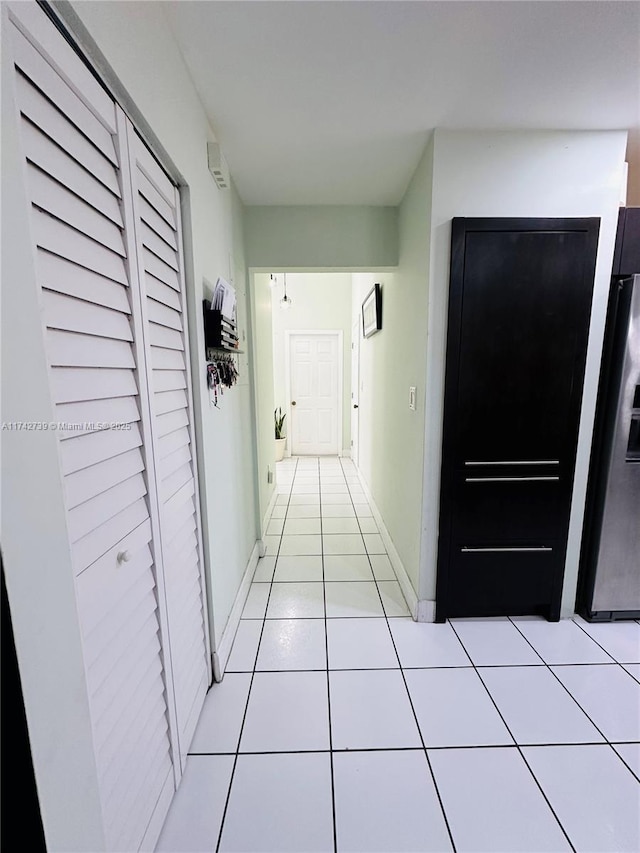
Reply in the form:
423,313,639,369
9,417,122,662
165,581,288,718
506,616,640,783
214,457,298,853
338,457,459,853
191,739,628,757
570,616,639,672
506,617,616,745
448,621,577,852
319,459,339,853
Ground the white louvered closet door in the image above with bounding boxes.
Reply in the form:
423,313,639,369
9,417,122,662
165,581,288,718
121,124,211,761
8,3,210,849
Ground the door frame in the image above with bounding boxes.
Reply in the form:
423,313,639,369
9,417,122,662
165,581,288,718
284,330,344,456
351,319,360,464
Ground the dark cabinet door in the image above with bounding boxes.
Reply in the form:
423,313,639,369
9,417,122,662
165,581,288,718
436,218,600,621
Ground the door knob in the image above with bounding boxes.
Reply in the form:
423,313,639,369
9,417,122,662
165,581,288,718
116,550,131,565
353,404,359,409
291,401,297,406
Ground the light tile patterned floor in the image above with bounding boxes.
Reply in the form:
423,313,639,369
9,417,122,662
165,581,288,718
157,456,640,853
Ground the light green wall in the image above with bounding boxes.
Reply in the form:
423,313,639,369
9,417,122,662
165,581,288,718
251,274,276,528
352,137,435,594
272,274,353,455
245,205,398,269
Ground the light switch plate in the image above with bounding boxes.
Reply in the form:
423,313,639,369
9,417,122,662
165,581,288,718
409,386,416,411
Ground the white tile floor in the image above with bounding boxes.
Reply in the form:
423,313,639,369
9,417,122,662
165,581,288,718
158,456,640,853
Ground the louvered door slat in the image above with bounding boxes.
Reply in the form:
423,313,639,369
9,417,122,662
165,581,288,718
94,628,161,730
77,541,152,639
59,423,142,474
153,370,187,393
33,210,128,283
27,165,126,255
141,221,179,271
160,444,192,481
146,275,181,310
162,463,193,501
155,389,188,415
15,74,120,196
156,408,189,439
99,694,167,796
10,28,118,163
47,330,135,369
64,448,145,508
113,749,173,853
137,172,176,229
43,290,132,339
139,196,178,250
162,495,196,541
9,1,117,133
147,298,183,331
143,247,180,290
67,474,147,543
73,498,149,575
22,120,123,225
10,11,178,849
51,367,138,405
56,396,140,439
37,250,130,311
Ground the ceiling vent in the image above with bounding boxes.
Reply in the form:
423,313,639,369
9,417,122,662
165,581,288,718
207,142,229,189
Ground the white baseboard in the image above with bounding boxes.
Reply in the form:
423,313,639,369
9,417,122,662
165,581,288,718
261,485,278,538
416,599,436,622
212,541,260,681
353,468,419,621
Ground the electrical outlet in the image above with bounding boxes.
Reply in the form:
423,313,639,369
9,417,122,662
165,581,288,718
267,467,273,484
409,386,416,411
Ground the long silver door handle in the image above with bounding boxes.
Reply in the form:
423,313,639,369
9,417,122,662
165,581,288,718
461,546,553,553
465,460,560,466
465,476,560,483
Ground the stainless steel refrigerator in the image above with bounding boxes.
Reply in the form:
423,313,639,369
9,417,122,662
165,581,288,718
578,273,640,620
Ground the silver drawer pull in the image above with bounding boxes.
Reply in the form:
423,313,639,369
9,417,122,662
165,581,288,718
461,546,553,553
465,476,560,483
465,460,559,466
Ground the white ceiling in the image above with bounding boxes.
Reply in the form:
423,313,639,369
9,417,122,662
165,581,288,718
164,1,640,206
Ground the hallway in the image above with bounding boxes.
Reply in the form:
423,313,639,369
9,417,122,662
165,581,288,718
156,457,640,853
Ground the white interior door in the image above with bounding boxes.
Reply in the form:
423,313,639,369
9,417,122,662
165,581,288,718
289,333,341,455
351,320,360,464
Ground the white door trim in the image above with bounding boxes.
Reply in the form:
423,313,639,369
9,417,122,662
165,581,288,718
284,330,343,457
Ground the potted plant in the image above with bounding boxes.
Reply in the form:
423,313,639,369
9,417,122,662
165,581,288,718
274,407,287,462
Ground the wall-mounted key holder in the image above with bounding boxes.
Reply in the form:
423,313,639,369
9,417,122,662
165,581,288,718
206,354,239,407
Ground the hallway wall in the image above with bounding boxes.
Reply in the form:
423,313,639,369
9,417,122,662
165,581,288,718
251,273,276,531
352,136,435,598
245,206,398,269
66,1,259,648
272,273,353,457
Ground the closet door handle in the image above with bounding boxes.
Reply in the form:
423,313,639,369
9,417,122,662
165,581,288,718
291,401,297,406
465,476,560,483
465,460,560,467
461,546,553,553
353,404,359,409
116,550,132,565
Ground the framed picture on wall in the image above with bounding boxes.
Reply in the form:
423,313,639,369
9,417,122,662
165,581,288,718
362,282,382,338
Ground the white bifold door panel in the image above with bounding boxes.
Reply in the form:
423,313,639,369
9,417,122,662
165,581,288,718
289,333,341,456
7,5,210,850
122,123,210,760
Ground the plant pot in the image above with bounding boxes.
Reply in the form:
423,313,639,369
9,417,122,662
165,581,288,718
275,437,286,462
